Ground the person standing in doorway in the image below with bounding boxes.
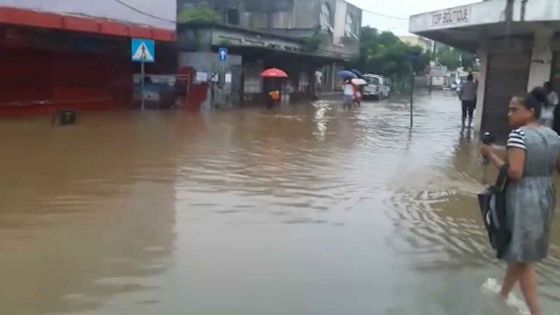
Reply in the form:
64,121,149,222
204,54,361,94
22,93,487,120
481,94,560,315
545,81,559,107
531,86,553,128
543,82,560,132
458,73,477,128
313,69,323,100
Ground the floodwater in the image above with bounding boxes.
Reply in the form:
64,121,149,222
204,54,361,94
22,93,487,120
1,92,560,315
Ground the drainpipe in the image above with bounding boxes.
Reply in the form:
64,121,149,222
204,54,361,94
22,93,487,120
267,2,273,30
520,0,529,21
505,0,514,32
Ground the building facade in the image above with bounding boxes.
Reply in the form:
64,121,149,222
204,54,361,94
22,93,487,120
177,0,362,108
179,0,361,59
410,0,560,141
399,35,434,53
0,0,176,114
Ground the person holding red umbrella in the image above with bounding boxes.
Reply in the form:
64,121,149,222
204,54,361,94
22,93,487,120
262,68,288,109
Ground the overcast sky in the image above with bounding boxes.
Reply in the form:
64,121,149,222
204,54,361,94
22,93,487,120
346,0,481,35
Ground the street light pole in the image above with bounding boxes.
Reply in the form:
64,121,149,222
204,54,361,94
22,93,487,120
140,60,145,111
410,63,414,128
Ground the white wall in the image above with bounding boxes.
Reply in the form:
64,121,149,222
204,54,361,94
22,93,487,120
527,29,554,91
333,0,346,46
2,0,176,30
520,0,560,22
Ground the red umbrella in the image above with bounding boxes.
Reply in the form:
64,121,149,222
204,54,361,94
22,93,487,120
261,68,288,78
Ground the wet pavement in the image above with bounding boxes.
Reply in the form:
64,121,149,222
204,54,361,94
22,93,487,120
1,91,560,315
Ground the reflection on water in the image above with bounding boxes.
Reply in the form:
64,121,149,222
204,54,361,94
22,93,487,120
1,92,560,314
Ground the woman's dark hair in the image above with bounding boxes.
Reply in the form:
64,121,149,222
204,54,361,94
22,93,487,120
515,93,542,119
530,86,546,101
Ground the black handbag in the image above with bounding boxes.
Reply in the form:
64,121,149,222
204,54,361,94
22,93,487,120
478,164,511,259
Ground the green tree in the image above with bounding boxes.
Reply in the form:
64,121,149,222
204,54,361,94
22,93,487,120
349,27,430,92
436,44,477,71
436,45,461,71
303,32,329,53
178,2,220,24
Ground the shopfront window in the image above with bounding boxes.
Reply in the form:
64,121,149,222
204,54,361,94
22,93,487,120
345,14,354,36
320,3,332,31
227,8,240,25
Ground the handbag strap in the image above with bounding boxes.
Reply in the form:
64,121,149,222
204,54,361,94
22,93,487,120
495,163,509,190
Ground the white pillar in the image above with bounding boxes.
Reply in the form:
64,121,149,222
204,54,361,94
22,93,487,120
527,29,554,91
474,44,488,132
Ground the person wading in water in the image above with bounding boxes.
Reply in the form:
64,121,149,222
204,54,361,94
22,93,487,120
458,73,477,128
481,94,560,315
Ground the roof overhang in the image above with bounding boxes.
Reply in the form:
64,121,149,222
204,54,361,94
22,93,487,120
0,6,175,42
409,0,560,52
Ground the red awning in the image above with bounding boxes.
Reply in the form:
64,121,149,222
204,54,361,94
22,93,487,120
0,6,176,42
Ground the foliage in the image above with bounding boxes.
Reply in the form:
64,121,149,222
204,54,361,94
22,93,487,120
436,44,478,72
178,2,220,24
303,32,329,53
348,27,430,92
436,45,461,71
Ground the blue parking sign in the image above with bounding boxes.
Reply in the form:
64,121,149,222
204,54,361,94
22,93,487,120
218,48,228,62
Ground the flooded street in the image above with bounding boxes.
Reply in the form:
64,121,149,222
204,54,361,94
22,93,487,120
2,91,560,315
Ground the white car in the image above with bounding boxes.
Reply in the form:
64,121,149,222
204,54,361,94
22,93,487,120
362,74,391,99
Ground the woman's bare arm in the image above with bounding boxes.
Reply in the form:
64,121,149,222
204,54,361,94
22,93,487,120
507,148,526,181
484,147,526,181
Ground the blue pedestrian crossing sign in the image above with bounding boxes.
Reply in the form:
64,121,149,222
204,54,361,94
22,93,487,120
131,39,155,63
218,47,228,62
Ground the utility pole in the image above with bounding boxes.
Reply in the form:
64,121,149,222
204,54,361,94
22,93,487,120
410,63,414,128
140,45,146,111
404,52,420,128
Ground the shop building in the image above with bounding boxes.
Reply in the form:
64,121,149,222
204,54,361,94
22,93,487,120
410,0,560,140
0,1,176,115
177,0,362,109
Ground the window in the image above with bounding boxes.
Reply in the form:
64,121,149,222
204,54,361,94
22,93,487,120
368,77,380,85
345,14,356,36
320,3,332,31
227,8,240,25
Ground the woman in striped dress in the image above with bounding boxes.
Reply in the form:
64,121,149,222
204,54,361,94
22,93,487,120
481,94,560,315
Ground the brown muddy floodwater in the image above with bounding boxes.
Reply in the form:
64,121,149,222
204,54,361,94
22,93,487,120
1,92,560,315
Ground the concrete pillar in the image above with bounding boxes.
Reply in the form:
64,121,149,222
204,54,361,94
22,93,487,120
527,28,554,91
474,44,488,133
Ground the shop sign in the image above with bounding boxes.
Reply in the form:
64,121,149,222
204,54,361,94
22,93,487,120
432,7,471,27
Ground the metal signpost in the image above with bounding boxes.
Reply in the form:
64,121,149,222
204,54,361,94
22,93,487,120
218,47,228,82
216,48,228,107
404,52,420,128
131,39,155,110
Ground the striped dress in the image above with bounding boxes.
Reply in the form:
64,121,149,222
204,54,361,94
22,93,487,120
504,127,560,263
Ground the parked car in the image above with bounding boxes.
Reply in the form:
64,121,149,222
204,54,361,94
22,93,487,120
362,74,391,99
